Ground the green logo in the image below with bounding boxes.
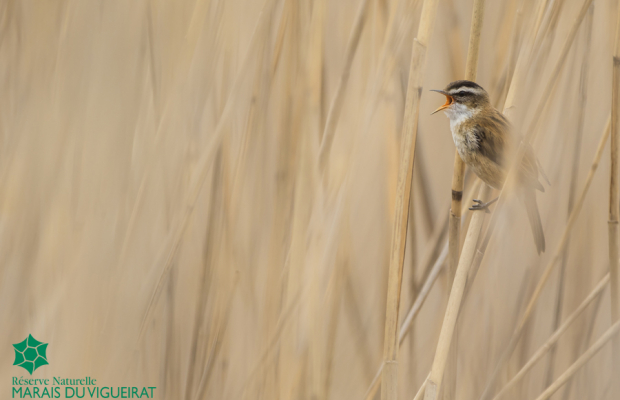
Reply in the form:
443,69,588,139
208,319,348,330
13,334,48,374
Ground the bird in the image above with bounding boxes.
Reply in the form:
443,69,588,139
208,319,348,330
431,80,547,254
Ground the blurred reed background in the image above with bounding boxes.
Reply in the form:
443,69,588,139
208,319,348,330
0,0,618,399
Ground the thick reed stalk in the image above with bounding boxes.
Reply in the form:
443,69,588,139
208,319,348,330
610,1,620,397
423,184,493,400
445,2,485,399
379,0,440,398
533,320,620,400
491,274,609,400
477,117,611,400
448,152,466,277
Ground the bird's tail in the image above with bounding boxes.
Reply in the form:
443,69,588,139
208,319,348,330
521,189,545,254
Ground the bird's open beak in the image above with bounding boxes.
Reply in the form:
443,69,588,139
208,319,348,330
430,90,453,115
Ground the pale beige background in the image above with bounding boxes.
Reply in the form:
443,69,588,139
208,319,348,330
0,0,616,399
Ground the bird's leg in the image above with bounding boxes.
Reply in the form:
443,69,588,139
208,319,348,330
469,197,499,213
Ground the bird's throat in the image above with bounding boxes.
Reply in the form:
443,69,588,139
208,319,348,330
445,103,474,132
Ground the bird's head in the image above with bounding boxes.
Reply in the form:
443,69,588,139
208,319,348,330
430,80,490,118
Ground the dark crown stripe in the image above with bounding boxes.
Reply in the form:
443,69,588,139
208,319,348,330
445,80,483,92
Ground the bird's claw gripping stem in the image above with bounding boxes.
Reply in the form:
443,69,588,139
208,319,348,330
469,197,498,213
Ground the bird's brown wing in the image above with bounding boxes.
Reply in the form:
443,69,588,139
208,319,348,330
472,121,507,167
473,110,545,192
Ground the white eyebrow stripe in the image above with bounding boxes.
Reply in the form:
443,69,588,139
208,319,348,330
449,87,483,95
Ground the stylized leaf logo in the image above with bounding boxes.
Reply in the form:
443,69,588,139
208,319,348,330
13,334,48,374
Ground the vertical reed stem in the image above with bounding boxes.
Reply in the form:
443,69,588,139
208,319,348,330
609,1,620,396
380,0,440,398
445,2,485,399
423,184,493,400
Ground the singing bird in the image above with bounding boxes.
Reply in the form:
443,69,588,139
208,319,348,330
431,80,547,254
